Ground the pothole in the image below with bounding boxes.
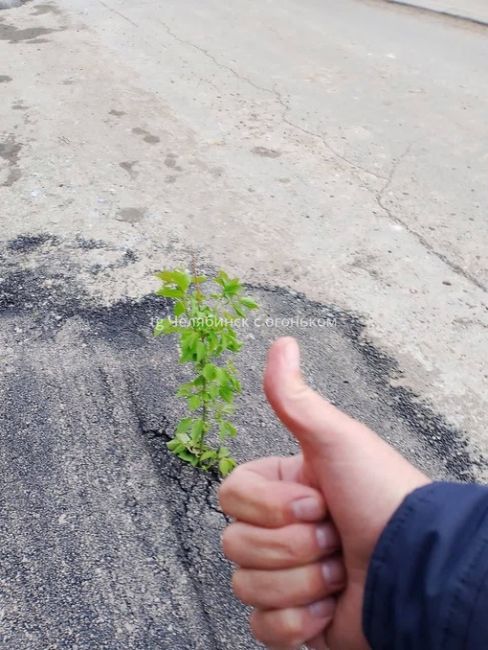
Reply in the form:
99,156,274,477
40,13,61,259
0,233,481,648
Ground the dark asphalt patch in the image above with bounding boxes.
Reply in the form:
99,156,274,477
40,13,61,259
0,234,479,648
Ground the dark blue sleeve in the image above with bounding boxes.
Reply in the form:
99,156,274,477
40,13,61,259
363,482,488,650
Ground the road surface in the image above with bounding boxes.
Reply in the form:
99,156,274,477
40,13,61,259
0,0,487,647
389,0,488,25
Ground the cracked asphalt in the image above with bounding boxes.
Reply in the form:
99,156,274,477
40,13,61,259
0,0,487,647
0,235,478,648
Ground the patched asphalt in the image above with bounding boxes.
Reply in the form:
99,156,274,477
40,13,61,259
0,235,480,648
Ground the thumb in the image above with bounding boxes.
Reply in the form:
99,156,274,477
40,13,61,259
264,336,374,459
264,337,429,547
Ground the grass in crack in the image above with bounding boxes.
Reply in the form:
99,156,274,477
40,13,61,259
154,268,258,476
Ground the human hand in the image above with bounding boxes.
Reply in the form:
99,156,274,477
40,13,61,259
220,337,430,649
220,454,345,648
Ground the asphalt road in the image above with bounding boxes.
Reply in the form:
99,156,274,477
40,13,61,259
0,0,487,647
0,234,475,648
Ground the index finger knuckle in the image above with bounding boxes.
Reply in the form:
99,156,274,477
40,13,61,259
218,470,245,514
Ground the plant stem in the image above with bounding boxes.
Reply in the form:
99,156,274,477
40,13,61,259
200,358,207,456
193,272,207,457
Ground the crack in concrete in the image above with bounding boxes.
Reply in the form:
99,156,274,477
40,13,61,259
375,144,487,293
95,1,388,182
155,16,488,294
156,18,389,182
123,398,228,646
162,464,222,649
140,423,229,520
97,0,139,27
278,99,389,181
91,2,487,295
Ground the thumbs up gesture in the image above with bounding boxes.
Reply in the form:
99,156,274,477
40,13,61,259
219,338,429,649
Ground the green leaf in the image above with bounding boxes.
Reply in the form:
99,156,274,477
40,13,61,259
228,373,241,391
177,449,199,466
181,330,199,348
188,394,203,411
167,439,184,452
195,340,206,363
176,383,193,398
228,339,242,352
175,432,190,444
199,450,218,462
156,286,184,299
200,449,217,460
155,270,178,282
205,332,219,354
190,419,205,442
219,457,237,477
206,383,220,399
179,350,193,364
240,296,259,310
215,270,230,287
219,421,237,439
223,278,242,298
214,366,226,384
180,330,200,361
156,269,191,292
174,301,186,316
171,270,191,293
232,304,246,318
221,330,242,352
219,385,234,403
153,318,176,336
202,363,217,381
175,417,192,434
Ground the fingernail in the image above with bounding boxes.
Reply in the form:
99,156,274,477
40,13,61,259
322,561,345,585
315,525,332,550
308,598,335,618
291,496,323,521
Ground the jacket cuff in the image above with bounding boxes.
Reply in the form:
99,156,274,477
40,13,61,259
363,482,488,650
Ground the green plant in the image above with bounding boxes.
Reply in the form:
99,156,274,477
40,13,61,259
154,268,258,476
